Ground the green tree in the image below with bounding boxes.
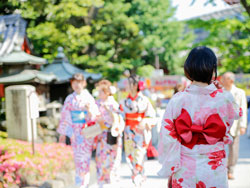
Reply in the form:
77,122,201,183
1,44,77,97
1,0,192,80
85,0,144,81
127,0,193,74
188,13,250,73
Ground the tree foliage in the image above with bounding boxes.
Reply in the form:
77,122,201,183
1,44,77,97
128,0,193,74
1,0,191,81
188,12,250,74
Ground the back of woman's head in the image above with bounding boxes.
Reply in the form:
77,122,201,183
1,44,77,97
184,46,217,84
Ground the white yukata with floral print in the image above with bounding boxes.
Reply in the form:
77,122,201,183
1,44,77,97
57,89,100,187
120,91,156,185
158,84,241,188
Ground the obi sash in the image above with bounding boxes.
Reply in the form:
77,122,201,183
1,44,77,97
125,113,145,130
175,109,226,149
71,110,87,124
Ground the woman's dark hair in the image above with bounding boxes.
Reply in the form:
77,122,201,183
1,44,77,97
128,75,140,92
184,46,217,84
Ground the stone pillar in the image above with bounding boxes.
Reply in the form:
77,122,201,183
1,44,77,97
5,85,39,141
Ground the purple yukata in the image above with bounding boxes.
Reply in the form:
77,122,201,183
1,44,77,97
57,89,100,187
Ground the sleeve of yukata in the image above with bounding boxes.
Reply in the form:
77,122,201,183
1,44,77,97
143,97,157,128
144,97,156,118
239,89,248,129
223,91,241,144
87,94,100,123
118,100,125,119
57,96,73,137
158,98,181,178
110,98,125,135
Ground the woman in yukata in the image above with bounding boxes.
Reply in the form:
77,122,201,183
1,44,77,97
120,75,156,187
95,80,124,187
57,73,100,188
158,46,241,188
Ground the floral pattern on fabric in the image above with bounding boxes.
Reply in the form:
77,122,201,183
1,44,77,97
95,96,123,186
120,92,156,185
57,90,100,187
164,119,180,141
196,181,206,188
207,150,226,170
172,178,183,188
158,84,240,188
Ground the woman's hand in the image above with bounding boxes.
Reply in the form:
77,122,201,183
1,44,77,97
240,127,246,135
138,120,146,131
138,119,152,131
212,80,223,89
97,116,108,130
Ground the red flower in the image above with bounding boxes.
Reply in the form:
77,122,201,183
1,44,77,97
164,119,180,140
239,108,243,117
207,150,226,170
196,181,206,188
172,178,183,188
210,89,223,98
171,166,175,171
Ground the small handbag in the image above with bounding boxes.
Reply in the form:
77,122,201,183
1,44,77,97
107,131,117,145
81,123,102,139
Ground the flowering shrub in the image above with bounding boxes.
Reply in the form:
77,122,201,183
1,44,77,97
0,138,74,187
0,147,22,188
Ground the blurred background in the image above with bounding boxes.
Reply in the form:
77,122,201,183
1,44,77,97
0,0,249,187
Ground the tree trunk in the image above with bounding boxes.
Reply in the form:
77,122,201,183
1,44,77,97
240,0,250,17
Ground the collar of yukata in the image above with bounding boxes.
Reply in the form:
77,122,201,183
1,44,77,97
128,91,141,101
74,89,87,94
185,83,218,95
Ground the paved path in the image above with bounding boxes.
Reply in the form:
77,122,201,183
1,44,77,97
228,134,250,188
87,134,250,188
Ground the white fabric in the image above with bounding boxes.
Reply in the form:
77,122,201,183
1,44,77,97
229,85,248,137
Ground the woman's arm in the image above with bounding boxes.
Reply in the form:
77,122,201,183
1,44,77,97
57,96,74,138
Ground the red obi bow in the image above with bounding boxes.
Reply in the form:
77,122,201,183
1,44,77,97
175,109,226,149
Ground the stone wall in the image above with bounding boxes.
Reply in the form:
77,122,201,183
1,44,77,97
36,116,60,143
20,170,75,188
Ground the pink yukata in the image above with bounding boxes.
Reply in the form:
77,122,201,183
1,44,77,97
95,96,123,187
57,89,100,187
120,92,156,185
158,84,241,188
